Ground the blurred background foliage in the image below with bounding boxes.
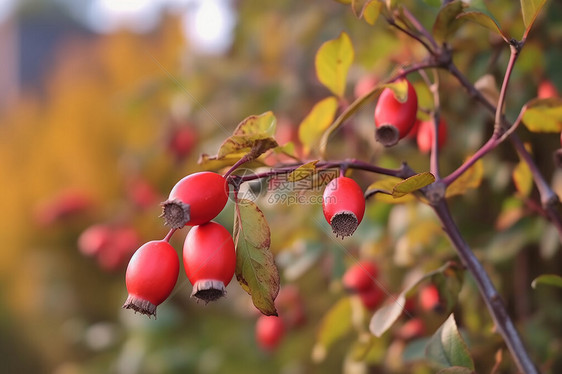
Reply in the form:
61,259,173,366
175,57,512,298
0,0,562,373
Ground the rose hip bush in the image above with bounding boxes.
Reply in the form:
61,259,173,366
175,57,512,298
2,1,562,373
115,0,562,372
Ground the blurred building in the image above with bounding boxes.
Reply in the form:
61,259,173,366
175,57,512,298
0,10,92,112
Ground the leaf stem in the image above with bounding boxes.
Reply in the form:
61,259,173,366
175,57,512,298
223,154,252,178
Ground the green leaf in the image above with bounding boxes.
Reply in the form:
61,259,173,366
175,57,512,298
233,199,280,316
513,158,533,198
312,297,354,362
531,274,562,289
456,1,508,41
520,0,547,30
446,159,484,198
232,111,277,137
433,1,467,44
425,314,475,370
522,98,562,132
298,96,339,155
287,161,319,182
392,172,435,198
315,32,354,98
217,134,278,159
431,264,464,315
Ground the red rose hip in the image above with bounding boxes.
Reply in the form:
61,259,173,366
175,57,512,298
419,283,443,313
416,117,448,154
342,261,379,292
183,221,236,303
374,79,418,147
323,176,365,238
256,315,285,351
161,172,229,228
122,240,180,318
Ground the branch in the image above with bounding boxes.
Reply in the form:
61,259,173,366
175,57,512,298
432,200,539,374
494,42,522,136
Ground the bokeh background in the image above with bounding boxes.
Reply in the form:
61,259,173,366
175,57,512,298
1,0,562,373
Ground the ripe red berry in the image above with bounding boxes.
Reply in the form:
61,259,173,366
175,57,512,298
374,79,418,147
538,80,558,99
419,284,442,313
322,176,365,238
123,240,180,317
416,117,448,154
34,189,93,227
358,285,385,310
167,124,198,162
127,177,161,210
183,221,236,303
354,74,378,99
78,224,112,257
161,172,229,228
396,317,425,340
342,261,379,292
98,225,141,272
256,315,285,351
276,285,306,328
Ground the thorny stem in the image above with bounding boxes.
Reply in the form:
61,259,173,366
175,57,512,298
433,201,539,374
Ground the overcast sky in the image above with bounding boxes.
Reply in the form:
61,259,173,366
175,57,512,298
0,0,236,54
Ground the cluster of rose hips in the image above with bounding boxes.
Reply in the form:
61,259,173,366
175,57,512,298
373,78,448,152
341,259,446,342
122,171,232,317
342,260,384,310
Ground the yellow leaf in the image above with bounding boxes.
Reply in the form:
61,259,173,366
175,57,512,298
287,161,319,182
522,98,562,133
513,159,533,197
446,159,484,198
392,172,435,198
233,111,277,137
217,135,278,159
366,177,417,204
299,96,339,155
315,32,354,98
362,0,383,25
